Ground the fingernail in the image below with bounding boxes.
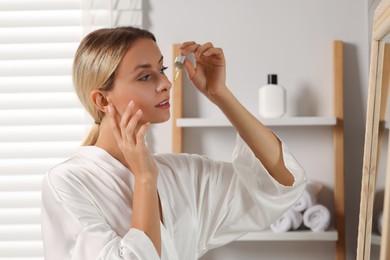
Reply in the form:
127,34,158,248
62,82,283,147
136,109,142,115
107,104,112,113
128,100,134,107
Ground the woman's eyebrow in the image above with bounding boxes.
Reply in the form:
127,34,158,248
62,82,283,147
132,55,164,72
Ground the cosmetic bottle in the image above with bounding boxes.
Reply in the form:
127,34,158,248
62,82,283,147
258,74,286,118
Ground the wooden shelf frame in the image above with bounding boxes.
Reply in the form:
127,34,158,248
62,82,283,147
171,41,345,260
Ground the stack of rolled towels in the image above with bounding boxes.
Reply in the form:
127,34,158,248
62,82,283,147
270,181,331,233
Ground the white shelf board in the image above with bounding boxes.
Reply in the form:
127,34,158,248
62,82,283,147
384,120,389,129
236,229,338,242
176,117,337,128
371,233,381,246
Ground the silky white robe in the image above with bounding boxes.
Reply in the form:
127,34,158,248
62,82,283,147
41,135,306,260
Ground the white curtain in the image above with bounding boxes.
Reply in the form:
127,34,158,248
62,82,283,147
0,0,142,258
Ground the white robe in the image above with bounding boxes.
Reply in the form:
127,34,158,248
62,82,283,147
41,135,306,260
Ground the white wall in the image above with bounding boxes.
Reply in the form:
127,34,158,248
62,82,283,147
146,0,369,259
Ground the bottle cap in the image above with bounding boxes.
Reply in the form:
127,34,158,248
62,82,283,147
174,56,186,69
267,74,278,84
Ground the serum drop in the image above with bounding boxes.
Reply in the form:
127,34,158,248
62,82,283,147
258,74,286,118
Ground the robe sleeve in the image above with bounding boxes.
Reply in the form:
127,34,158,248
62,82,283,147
41,169,160,260
192,134,307,257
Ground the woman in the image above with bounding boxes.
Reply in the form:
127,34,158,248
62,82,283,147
41,26,306,260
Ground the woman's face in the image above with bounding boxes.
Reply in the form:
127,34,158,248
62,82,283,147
106,38,172,124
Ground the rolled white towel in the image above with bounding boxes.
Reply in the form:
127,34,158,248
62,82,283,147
303,204,330,232
293,181,323,212
270,209,303,233
378,211,383,235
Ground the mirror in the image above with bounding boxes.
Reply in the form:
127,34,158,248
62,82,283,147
357,0,390,259
369,36,390,259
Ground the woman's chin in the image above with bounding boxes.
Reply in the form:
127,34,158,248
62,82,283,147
149,114,171,124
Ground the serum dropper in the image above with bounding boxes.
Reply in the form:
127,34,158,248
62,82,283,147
174,56,186,81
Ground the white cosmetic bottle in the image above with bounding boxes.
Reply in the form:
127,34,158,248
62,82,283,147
258,74,286,118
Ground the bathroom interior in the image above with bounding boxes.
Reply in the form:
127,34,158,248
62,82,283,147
1,0,390,259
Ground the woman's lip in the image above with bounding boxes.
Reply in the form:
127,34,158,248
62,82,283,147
155,98,170,108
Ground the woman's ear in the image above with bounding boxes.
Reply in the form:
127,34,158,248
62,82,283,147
90,89,109,112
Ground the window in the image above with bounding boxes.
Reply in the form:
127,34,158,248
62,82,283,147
0,0,142,258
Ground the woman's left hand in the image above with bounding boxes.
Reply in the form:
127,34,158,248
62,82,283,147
180,41,227,100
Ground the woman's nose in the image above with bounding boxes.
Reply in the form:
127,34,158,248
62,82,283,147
156,75,172,92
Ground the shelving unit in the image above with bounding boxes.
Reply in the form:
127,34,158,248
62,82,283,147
171,41,345,260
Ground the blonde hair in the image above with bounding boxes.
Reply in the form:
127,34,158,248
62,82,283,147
72,27,156,145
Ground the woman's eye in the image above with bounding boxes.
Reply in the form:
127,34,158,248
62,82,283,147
138,74,151,81
138,67,168,81
160,66,168,74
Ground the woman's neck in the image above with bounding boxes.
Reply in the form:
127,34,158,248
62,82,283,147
94,118,129,169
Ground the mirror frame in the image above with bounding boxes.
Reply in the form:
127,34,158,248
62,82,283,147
357,0,390,259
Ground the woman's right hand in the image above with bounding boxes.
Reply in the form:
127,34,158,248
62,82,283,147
107,101,162,256
107,100,158,182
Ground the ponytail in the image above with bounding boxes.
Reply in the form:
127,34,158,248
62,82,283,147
82,124,100,146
